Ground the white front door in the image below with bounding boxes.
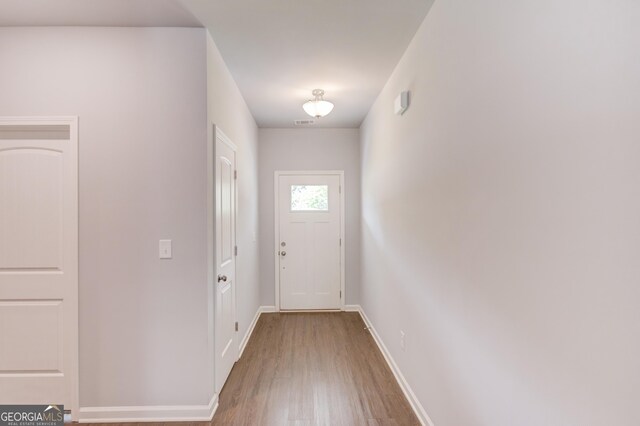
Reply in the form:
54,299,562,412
214,130,237,393
0,118,78,414
277,173,343,310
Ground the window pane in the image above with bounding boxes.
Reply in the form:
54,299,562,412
291,185,329,211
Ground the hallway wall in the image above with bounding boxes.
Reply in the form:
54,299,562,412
359,0,640,425
258,128,361,306
206,32,260,401
0,27,210,409
0,27,260,418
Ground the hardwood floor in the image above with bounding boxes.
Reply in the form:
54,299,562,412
93,312,419,426
212,312,419,425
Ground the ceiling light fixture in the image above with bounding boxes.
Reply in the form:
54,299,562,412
303,89,334,118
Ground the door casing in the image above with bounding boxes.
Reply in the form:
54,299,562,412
274,170,346,311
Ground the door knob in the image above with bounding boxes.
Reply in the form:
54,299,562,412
217,274,227,282
280,251,286,257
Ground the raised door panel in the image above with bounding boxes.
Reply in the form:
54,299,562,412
0,148,63,270
219,156,233,268
0,301,63,372
280,221,308,309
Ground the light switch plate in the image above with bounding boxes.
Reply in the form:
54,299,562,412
395,91,409,115
159,239,172,259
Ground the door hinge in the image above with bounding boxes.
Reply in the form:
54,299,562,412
340,290,342,299
235,321,238,332
234,170,237,180
234,245,238,256
339,238,342,246
339,185,342,194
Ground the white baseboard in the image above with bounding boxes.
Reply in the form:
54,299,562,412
79,394,218,423
238,305,262,358
262,305,363,313
355,305,435,426
239,305,280,358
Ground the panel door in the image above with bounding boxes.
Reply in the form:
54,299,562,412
0,119,78,412
214,133,237,393
278,174,341,310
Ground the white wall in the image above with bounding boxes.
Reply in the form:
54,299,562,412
0,27,260,415
258,128,360,306
360,1,640,425
0,27,209,408
206,32,260,395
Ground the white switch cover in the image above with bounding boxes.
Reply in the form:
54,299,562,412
395,91,409,115
159,239,172,259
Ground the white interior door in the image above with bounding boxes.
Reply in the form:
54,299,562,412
214,130,237,393
0,118,78,414
277,173,342,310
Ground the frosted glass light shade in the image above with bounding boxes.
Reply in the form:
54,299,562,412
303,99,334,118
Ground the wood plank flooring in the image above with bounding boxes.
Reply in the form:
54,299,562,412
213,312,419,425
93,312,420,426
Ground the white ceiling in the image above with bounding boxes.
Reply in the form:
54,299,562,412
0,0,201,27
182,0,434,128
0,0,434,128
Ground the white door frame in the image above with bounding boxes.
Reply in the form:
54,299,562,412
274,170,345,311
0,116,79,420
207,125,238,395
